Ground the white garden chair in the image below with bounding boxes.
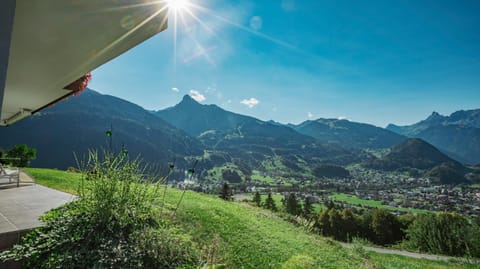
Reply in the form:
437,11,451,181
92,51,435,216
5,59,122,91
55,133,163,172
0,162,20,186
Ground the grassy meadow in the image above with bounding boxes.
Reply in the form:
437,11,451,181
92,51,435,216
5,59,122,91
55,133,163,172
329,193,432,214
23,168,478,269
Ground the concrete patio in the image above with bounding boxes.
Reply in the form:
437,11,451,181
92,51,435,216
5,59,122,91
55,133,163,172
0,184,75,250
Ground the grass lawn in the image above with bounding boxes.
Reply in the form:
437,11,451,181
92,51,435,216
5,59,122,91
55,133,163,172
330,193,432,214
29,168,477,268
23,168,82,195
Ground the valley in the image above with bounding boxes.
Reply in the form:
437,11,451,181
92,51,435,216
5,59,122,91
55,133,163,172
1,89,479,217
2,1,479,267
1,89,480,267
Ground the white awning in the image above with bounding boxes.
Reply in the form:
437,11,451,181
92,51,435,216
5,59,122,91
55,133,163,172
0,0,168,125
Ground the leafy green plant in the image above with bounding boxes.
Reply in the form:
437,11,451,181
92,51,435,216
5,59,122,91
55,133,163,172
0,151,200,268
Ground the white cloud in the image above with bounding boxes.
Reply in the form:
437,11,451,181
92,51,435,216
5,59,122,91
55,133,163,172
171,87,179,92
189,90,206,102
338,116,348,120
240,98,260,108
307,112,314,118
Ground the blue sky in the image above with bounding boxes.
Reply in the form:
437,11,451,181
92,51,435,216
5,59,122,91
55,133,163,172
89,0,480,127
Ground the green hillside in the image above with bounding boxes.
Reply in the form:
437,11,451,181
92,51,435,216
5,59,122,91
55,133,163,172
23,168,476,269
293,118,406,149
366,138,469,184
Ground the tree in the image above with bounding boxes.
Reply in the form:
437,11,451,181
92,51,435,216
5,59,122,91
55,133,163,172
358,210,375,240
253,191,262,207
398,213,416,231
285,193,302,216
263,193,277,211
406,213,479,257
340,208,358,242
370,209,403,245
302,197,314,219
328,208,343,240
219,182,233,201
316,210,331,236
6,144,36,167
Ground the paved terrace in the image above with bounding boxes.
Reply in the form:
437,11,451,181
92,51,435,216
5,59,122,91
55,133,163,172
0,184,75,250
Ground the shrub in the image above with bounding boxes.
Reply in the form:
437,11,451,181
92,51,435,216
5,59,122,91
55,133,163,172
0,152,200,268
405,213,480,257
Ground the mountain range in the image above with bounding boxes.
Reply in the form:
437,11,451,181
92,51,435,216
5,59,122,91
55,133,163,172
0,89,477,184
156,94,363,180
291,118,406,149
0,90,202,169
367,138,474,184
387,110,480,164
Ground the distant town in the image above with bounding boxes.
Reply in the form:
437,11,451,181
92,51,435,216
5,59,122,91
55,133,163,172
176,166,480,217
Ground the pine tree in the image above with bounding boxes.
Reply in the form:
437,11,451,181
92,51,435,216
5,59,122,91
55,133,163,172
253,191,262,207
263,193,277,211
286,193,303,216
219,182,233,201
303,197,314,219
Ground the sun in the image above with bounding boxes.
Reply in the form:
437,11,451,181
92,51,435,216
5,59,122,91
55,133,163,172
166,0,191,11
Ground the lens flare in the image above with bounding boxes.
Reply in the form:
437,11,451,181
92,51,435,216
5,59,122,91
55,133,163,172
166,0,190,11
